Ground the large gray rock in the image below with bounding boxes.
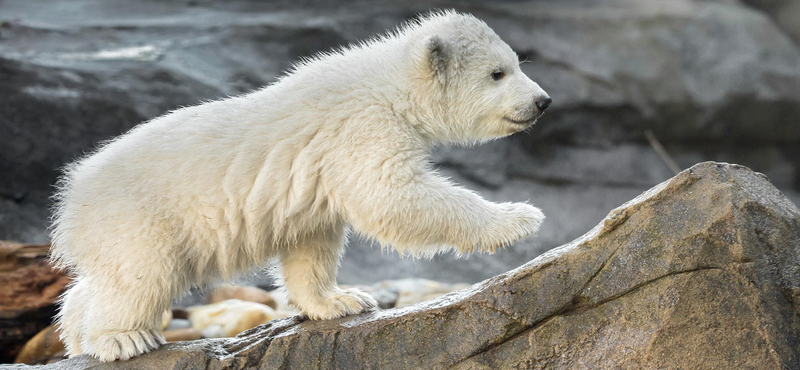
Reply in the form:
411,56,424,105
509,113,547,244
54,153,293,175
491,0,800,144
0,56,221,242
9,162,798,369
743,0,800,44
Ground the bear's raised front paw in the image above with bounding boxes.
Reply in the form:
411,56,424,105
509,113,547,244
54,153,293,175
84,328,165,362
482,202,545,253
504,202,545,235
301,288,378,320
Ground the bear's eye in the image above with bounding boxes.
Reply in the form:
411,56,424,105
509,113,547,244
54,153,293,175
491,70,505,81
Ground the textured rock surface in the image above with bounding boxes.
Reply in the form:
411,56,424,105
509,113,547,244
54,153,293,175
0,242,69,363
8,162,797,369
2,0,800,285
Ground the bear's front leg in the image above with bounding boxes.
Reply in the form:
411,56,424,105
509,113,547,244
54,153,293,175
342,161,545,255
279,228,377,320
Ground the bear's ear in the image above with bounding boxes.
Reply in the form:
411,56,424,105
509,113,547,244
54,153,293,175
420,35,447,84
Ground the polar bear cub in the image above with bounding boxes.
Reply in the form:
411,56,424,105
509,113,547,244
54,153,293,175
50,10,550,361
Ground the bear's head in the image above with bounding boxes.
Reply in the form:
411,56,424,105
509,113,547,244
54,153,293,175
409,11,551,144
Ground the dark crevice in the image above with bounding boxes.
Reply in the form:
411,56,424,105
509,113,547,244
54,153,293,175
575,244,624,301
505,171,659,188
567,266,724,315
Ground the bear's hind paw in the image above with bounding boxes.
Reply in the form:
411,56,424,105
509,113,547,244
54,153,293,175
85,329,165,362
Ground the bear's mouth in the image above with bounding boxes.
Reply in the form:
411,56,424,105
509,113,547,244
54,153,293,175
504,115,538,126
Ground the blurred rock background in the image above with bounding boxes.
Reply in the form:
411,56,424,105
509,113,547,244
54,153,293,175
1,0,799,287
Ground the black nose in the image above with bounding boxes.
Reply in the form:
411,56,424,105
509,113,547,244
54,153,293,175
536,96,552,111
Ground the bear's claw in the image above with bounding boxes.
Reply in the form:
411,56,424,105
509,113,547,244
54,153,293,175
301,288,378,320
85,329,164,362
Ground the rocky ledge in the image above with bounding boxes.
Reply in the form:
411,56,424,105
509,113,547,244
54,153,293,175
6,161,800,369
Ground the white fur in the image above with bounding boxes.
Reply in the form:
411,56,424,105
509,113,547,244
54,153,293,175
50,10,549,361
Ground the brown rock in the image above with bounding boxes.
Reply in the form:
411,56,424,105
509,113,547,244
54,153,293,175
0,242,70,363
162,328,203,343
14,325,64,364
7,162,800,369
386,279,469,308
207,285,277,309
188,299,288,338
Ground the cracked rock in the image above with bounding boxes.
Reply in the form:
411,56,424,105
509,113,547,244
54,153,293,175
11,161,799,369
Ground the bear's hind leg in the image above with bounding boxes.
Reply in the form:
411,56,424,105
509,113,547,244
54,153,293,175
56,278,91,356
279,229,377,320
79,262,173,361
